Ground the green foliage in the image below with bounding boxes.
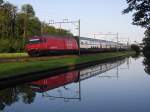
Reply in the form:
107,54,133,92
0,38,24,53
131,44,140,53
0,38,11,53
143,28,150,57
123,0,150,57
123,0,150,28
0,0,3,5
21,4,35,16
27,17,41,36
0,1,73,53
42,23,73,36
143,57,150,75
0,2,17,39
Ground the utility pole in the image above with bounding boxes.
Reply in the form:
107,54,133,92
93,34,96,39
116,37,130,50
127,38,130,50
78,19,80,55
93,33,102,39
79,71,81,101
116,32,119,52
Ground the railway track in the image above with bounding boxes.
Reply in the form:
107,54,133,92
0,55,79,63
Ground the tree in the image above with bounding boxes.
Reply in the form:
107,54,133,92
42,23,57,35
27,17,41,36
21,4,35,16
0,1,74,53
123,0,150,57
0,2,17,39
41,22,73,36
16,13,41,37
123,0,150,28
21,4,37,39
0,0,3,5
143,57,150,75
143,28,150,57
131,44,140,53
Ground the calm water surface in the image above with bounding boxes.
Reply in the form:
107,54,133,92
1,56,150,112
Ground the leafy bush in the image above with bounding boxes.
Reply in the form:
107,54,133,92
131,44,140,53
143,29,150,57
0,38,11,53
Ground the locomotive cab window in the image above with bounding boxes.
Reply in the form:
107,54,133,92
29,39,42,44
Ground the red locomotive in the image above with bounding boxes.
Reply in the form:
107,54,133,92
25,35,79,56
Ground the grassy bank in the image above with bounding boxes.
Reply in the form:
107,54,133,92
0,53,28,59
0,51,135,79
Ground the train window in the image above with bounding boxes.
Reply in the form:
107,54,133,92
81,41,84,45
29,39,42,44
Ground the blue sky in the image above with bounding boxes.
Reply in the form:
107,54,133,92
7,0,145,43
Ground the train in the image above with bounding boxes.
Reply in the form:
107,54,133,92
25,35,129,56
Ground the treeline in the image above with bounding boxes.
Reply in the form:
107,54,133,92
123,0,150,57
0,0,73,53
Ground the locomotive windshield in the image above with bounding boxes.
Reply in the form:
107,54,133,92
29,39,42,44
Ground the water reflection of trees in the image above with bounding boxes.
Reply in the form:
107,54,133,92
143,57,150,75
0,85,36,110
131,53,140,59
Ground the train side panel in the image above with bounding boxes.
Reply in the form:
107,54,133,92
26,36,79,56
46,38,65,50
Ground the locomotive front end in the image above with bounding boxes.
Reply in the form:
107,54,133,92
25,37,46,56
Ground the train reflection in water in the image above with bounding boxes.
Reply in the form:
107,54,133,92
29,58,129,102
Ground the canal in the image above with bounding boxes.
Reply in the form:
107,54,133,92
0,56,150,112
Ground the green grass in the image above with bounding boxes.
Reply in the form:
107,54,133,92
0,53,28,59
0,51,135,79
